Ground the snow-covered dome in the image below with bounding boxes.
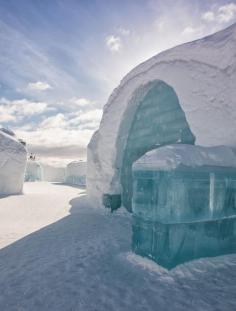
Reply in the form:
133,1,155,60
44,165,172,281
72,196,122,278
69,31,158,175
87,23,236,211
66,161,87,186
0,129,27,195
41,164,65,183
25,160,42,182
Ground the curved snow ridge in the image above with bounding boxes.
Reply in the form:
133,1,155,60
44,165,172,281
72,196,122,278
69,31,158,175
121,23,236,85
105,23,236,112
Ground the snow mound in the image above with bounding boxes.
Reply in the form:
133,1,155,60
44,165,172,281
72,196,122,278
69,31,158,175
0,129,27,195
87,23,236,209
134,144,236,171
66,161,87,186
25,160,42,181
41,164,65,183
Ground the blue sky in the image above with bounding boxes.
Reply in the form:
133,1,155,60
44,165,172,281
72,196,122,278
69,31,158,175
0,0,236,163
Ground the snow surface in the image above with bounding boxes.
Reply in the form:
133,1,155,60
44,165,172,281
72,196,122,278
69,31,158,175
0,130,27,196
87,23,236,205
134,144,236,171
0,182,236,310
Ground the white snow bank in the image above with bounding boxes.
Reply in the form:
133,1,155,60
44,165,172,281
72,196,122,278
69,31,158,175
133,144,236,171
66,161,87,186
25,160,42,181
87,23,236,207
41,164,65,183
0,129,27,195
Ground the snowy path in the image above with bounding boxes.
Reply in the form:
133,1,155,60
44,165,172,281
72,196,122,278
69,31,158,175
0,182,83,248
0,182,236,310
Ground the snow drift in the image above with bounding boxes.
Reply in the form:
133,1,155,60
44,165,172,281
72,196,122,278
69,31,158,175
87,23,236,210
0,129,27,196
66,161,86,186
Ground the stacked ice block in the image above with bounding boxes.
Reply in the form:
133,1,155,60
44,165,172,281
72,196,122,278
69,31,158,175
132,144,236,268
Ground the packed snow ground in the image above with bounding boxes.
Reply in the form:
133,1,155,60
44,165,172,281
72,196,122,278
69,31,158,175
0,182,236,310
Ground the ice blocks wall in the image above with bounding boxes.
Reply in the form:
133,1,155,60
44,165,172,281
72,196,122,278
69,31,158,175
132,146,236,268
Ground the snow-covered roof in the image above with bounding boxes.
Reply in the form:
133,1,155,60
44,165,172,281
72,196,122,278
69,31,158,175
133,145,236,171
87,23,236,206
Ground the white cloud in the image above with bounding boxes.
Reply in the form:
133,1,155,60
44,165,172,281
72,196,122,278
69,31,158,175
201,3,236,24
40,113,67,129
105,35,122,52
73,109,103,122
118,27,130,36
70,97,91,108
0,98,48,123
21,108,103,148
27,81,52,91
218,3,236,23
202,11,215,22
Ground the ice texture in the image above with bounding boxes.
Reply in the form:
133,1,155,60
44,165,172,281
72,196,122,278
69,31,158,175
87,23,236,211
132,145,236,268
0,129,27,195
25,161,42,182
66,161,86,186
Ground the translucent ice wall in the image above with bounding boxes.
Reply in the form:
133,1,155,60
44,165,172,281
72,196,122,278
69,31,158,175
119,81,195,211
132,146,236,268
25,161,42,182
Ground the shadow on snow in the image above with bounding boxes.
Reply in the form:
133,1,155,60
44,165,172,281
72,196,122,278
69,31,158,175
0,193,236,311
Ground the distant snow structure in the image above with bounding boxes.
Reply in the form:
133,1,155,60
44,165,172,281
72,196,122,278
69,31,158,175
0,129,27,196
87,23,236,211
25,160,42,182
41,164,65,183
66,161,86,186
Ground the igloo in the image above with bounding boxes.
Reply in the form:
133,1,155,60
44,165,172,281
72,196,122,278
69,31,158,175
87,23,236,212
25,160,42,182
41,164,65,183
132,144,236,268
0,129,27,196
66,161,86,186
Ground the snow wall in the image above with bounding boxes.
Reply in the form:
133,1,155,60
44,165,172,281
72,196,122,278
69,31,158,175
41,164,65,183
0,130,27,195
25,161,42,182
66,161,87,186
87,23,236,211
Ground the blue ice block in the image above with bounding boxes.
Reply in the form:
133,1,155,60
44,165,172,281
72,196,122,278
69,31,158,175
132,145,236,268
